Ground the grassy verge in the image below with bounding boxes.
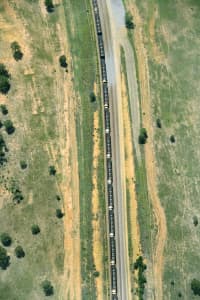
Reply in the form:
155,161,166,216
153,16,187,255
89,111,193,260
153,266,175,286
63,0,108,298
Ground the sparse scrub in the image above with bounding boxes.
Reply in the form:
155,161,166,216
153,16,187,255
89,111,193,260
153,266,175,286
1,233,12,247
42,280,54,296
15,246,25,258
11,41,23,61
138,128,148,144
0,246,10,270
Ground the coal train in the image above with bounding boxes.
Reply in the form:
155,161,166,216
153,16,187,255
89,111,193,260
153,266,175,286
92,0,118,298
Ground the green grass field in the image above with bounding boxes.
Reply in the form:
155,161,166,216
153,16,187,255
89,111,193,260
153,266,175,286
134,0,200,298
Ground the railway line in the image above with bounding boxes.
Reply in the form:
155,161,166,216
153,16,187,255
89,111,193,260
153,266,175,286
92,0,118,299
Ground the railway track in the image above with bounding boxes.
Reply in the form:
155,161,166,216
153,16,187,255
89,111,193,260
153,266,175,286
91,1,118,299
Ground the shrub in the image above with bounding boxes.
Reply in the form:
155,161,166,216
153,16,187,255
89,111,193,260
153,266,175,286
193,216,198,226
56,195,61,201
0,64,10,78
49,165,56,176
42,280,54,296
0,246,10,270
93,271,100,277
0,76,10,94
191,278,200,296
138,128,148,144
1,233,12,247
90,91,96,102
15,246,25,258
20,160,27,170
170,135,175,143
125,12,135,29
156,118,162,128
31,224,40,235
56,209,64,219
45,0,54,13
11,41,23,61
4,120,15,135
0,105,8,115
59,55,67,68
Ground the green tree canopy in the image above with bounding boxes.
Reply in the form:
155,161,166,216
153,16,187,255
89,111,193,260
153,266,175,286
191,279,200,296
42,280,54,296
31,224,40,235
15,246,25,258
1,233,12,247
0,246,10,270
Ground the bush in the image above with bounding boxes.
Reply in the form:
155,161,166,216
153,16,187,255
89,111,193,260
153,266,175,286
0,64,10,78
45,0,54,13
56,195,61,201
15,246,25,258
31,224,40,235
138,128,148,144
59,55,67,68
191,278,200,296
20,160,27,170
193,216,198,226
56,209,64,219
125,12,135,29
156,118,162,128
42,280,54,296
1,233,12,247
0,105,8,115
93,271,100,277
0,76,10,94
0,246,10,270
170,135,175,143
90,92,96,102
11,41,23,61
4,120,15,134
49,165,56,176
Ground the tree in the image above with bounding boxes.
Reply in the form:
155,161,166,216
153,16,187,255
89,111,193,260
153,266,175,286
42,280,54,296
45,0,54,13
0,76,10,94
170,135,175,143
49,165,56,176
90,92,96,102
156,118,162,128
125,12,135,29
191,278,200,296
59,55,67,68
138,128,148,144
11,41,23,61
0,64,10,78
31,224,40,235
1,233,12,247
56,209,64,219
4,120,15,135
56,195,61,201
0,105,8,115
0,246,10,270
193,216,198,226
15,246,25,258
20,160,27,170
